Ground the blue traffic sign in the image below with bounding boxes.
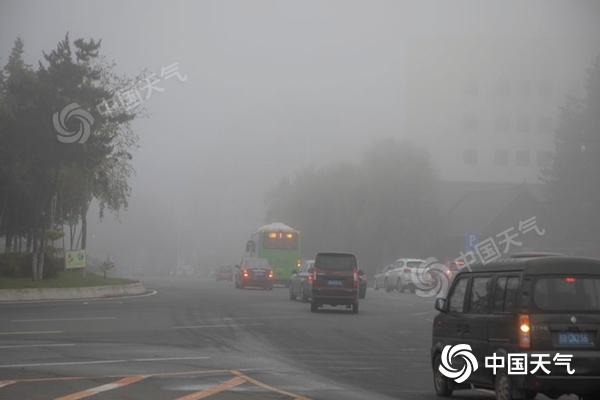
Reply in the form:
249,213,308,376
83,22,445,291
466,232,479,251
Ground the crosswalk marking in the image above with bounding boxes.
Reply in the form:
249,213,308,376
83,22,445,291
54,375,148,400
174,377,246,399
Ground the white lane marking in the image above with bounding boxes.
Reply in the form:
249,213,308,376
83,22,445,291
0,360,127,368
172,323,264,329
12,317,116,322
0,381,16,388
131,357,210,362
0,343,75,349
0,331,62,335
222,316,291,320
0,356,211,369
412,311,434,316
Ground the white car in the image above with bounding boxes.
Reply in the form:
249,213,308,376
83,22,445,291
385,258,427,293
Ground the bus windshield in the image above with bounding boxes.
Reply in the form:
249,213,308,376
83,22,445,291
263,231,298,250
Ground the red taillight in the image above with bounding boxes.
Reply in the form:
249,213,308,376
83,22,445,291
297,259,301,267
313,267,317,282
243,269,249,278
519,314,531,349
566,277,576,283
353,268,358,288
268,270,273,278
308,275,313,282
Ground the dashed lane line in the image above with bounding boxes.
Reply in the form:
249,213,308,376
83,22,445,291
0,381,16,388
12,317,116,322
172,323,264,329
54,375,148,400
0,331,63,335
0,356,210,369
174,377,246,400
0,343,75,349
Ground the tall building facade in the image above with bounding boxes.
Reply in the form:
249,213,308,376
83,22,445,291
405,36,598,183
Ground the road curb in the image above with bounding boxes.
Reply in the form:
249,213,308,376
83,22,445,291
0,282,147,302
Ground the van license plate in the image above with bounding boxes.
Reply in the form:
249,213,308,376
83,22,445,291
327,280,342,286
558,332,589,345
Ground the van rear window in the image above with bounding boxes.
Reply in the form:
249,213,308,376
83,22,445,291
315,254,357,271
533,277,600,311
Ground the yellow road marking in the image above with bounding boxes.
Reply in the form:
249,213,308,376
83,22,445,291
54,375,148,400
174,377,245,399
2,369,229,383
230,370,312,400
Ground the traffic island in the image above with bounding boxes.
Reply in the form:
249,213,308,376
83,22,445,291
0,274,148,302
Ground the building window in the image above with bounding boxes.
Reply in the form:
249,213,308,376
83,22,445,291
518,81,532,97
537,117,552,133
537,151,553,168
464,115,478,132
495,116,510,132
516,150,531,166
538,81,553,97
516,116,531,133
494,149,509,166
464,80,479,96
463,149,478,165
496,80,510,96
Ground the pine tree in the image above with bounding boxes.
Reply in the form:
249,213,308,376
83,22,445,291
543,55,600,248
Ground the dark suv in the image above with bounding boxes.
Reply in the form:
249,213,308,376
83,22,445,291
309,252,362,314
431,256,600,400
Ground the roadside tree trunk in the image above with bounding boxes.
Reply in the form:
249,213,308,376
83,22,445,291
26,231,32,252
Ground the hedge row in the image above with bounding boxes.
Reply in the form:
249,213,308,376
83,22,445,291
0,252,64,279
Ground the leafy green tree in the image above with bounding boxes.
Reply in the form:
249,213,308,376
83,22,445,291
542,55,600,247
0,34,143,280
264,138,441,272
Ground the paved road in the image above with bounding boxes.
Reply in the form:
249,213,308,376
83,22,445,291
0,277,572,399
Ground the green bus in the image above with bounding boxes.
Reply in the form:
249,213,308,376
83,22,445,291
246,222,301,287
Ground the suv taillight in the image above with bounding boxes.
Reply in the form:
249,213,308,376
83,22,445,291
313,267,317,282
519,314,531,348
243,269,249,278
353,268,358,288
268,270,274,278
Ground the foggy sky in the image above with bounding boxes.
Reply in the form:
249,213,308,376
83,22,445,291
1,0,599,269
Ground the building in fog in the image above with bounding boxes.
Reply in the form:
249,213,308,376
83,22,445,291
405,36,598,183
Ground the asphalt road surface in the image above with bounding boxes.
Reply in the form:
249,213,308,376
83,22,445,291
0,276,578,400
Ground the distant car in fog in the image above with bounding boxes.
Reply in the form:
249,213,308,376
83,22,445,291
309,252,362,314
373,264,393,291
290,259,314,302
216,265,233,282
235,258,274,290
358,269,367,299
172,266,194,277
386,258,427,293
